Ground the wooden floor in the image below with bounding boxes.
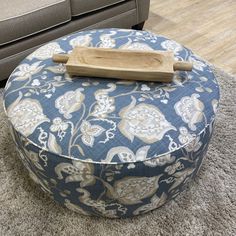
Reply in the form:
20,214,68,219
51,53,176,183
145,0,236,74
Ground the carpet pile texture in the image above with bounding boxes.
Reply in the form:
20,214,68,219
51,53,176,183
0,67,235,236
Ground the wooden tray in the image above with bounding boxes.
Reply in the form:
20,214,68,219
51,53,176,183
52,47,193,82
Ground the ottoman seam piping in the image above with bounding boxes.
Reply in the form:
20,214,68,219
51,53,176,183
3,109,218,165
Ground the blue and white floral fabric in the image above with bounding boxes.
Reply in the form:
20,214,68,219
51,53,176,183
3,29,220,218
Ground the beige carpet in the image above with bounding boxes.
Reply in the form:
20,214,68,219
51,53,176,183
0,68,235,236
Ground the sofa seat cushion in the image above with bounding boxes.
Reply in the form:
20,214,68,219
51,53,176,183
0,0,71,46
70,0,126,16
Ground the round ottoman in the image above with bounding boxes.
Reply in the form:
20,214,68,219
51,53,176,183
3,29,220,218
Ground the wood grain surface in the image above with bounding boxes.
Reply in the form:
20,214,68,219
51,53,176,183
145,0,236,74
53,47,192,82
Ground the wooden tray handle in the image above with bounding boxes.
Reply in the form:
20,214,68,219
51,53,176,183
173,61,193,71
52,54,69,63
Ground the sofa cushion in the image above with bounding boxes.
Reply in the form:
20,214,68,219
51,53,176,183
70,0,126,16
0,0,71,46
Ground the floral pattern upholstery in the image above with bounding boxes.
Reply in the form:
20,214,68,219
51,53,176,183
3,29,220,218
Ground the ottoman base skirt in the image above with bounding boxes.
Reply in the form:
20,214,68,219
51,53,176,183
4,29,220,218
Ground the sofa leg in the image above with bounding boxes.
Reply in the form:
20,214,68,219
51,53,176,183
0,79,7,88
132,21,145,30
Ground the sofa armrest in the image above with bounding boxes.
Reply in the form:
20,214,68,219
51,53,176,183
135,0,150,23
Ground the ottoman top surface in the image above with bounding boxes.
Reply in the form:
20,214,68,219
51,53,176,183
3,29,220,164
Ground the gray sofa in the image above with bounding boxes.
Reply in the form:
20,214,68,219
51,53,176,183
0,0,150,81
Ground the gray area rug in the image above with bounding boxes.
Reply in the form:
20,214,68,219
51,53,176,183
0,67,235,236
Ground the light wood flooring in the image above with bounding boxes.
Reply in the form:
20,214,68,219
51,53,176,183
145,0,236,74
